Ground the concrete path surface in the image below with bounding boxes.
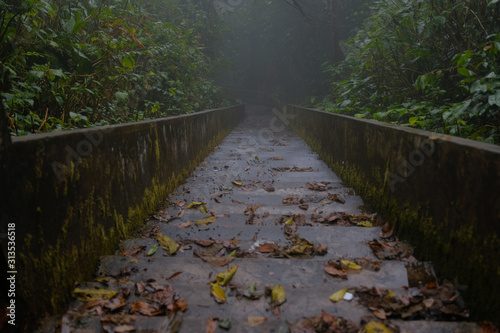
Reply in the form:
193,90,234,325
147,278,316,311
43,105,480,332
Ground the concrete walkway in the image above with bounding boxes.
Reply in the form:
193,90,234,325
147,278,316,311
48,105,480,332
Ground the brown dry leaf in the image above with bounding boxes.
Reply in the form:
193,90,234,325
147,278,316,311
206,318,218,333
282,196,301,205
262,181,275,192
191,239,215,247
298,204,309,211
255,243,278,253
324,265,347,279
380,221,394,239
328,193,346,204
167,272,182,280
104,298,127,312
306,181,331,191
367,239,412,260
120,246,145,257
354,258,381,271
131,301,155,316
174,299,188,312
200,256,235,267
178,221,193,229
372,308,387,320
173,201,186,207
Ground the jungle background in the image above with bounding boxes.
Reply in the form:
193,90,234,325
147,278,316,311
0,0,499,143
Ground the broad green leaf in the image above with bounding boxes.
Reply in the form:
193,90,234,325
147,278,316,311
409,117,419,126
72,287,117,302
488,91,500,107
195,216,216,225
211,283,226,303
122,54,135,70
156,233,178,254
457,67,473,77
272,285,286,305
147,244,158,256
329,288,346,302
216,266,238,286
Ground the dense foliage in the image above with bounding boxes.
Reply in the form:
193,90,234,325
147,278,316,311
0,0,226,135
320,0,500,144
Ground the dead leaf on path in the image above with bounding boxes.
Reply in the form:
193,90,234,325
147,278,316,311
195,216,217,225
330,288,347,302
206,318,217,333
365,322,392,333
156,233,178,255
367,239,413,260
166,272,182,280
120,246,145,257
306,181,331,191
215,266,238,286
211,191,230,203
245,316,267,327
255,243,278,253
324,265,347,279
262,180,275,192
178,221,193,229
232,180,243,186
131,301,158,316
173,201,186,207
282,196,302,205
210,283,226,303
354,258,381,271
298,204,309,210
291,311,358,333
103,297,126,312
380,221,395,239
113,325,135,333
187,201,205,209
328,193,346,203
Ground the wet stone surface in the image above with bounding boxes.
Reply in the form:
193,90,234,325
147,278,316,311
46,105,481,332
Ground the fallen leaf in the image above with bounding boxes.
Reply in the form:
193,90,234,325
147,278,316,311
173,201,186,207
147,244,158,256
262,181,275,192
373,308,387,320
206,318,217,333
210,283,226,303
354,258,381,271
218,319,232,330
245,316,267,327
178,221,193,229
195,216,217,225
167,272,182,280
200,205,208,213
156,233,178,255
365,322,392,333
357,221,373,227
341,260,362,270
187,202,205,209
330,288,347,302
328,193,346,203
216,266,238,286
72,288,118,302
113,325,135,333
121,246,145,256
272,285,286,305
132,301,158,316
324,265,347,279
298,204,309,210
255,243,278,253
232,180,243,186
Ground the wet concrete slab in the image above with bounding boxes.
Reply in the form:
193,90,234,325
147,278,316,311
49,105,481,332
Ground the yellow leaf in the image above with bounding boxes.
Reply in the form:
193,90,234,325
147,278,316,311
329,288,347,302
72,288,117,302
341,260,362,270
156,233,178,254
255,156,259,161
195,216,216,225
365,322,392,333
129,258,138,263
357,221,373,227
272,285,286,305
187,201,204,209
232,181,243,186
200,205,208,214
284,217,293,225
385,289,395,299
210,283,226,303
216,265,238,286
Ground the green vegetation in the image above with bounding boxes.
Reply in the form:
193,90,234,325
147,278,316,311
320,0,500,144
0,0,226,135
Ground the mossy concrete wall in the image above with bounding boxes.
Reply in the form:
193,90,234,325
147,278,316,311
286,105,500,324
0,105,244,330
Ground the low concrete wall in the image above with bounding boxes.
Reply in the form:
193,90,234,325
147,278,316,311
0,105,244,329
286,105,500,324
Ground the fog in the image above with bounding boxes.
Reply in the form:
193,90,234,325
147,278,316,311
215,0,364,104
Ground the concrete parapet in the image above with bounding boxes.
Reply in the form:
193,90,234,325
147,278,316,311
286,104,500,325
